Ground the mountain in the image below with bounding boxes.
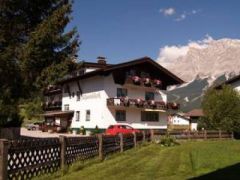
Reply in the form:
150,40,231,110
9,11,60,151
158,38,240,112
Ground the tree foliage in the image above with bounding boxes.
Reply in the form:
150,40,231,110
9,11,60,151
0,0,79,126
201,85,240,132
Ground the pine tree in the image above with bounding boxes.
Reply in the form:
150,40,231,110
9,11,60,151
0,0,79,126
20,1,79,91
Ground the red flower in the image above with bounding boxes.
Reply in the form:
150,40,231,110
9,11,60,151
154,79,162,85
132,76,140,82
143,78,150,84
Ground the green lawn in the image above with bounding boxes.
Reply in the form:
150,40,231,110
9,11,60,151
41,140,240,180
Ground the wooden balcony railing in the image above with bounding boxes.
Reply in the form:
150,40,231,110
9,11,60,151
43,101,62,111
106,98,179,110
43,85,62,95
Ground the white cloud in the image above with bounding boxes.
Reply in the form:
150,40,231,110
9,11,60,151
175,13,186,21
160,8,176,16
175,9,201,22
157,35,214,63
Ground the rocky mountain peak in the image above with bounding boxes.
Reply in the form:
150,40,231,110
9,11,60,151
158,38,240,82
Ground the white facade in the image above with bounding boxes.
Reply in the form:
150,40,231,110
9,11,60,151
169,115,189,125
62,74,169,130
190,121,198,131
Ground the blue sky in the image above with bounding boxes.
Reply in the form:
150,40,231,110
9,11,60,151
69,0,240,64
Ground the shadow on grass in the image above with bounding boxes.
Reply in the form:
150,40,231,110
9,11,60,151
190,162,240,180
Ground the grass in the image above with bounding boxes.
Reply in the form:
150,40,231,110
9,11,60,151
36,140,240,180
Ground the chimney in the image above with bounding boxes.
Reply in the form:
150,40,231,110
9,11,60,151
97,56,107,65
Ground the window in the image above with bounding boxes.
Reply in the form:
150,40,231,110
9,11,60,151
86,110,90,121
145,92,154,101
117,88,128,98
115,110,126,121
141,111,159,122
76,111,80,121
64,104,69,111
77,91,80,101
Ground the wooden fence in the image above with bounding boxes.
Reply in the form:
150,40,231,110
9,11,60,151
151,130,234,140
0,130,233,180
0,132,151,180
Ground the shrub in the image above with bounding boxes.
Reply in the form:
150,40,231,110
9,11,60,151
90,125,101,135
80,126,86,135
0,113,23,127
159,134,179,147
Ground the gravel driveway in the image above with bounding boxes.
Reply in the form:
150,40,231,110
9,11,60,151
21,127,85,138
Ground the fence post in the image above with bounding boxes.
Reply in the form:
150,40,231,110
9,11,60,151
231,132,234,139
142,131,146,142
204,130,207,140
59,136,66,169
133,132,137,148
188,130,191,140
150,129,154,142
119,133,123,153
98,134,103,160
219,130,222,139
0,139,9,180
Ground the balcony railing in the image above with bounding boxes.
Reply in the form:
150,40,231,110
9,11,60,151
125,76,162,89
43,101,62,111
107,98,179,111
43,85,62,95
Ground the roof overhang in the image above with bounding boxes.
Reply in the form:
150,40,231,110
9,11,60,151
43,111,74,117
57,57,184,86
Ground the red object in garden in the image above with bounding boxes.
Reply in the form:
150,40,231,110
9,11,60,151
105,124,140,135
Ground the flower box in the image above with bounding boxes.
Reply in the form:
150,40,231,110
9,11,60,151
132,76,141,85
135,98,143,107
143,78,151,86
153,79,162,87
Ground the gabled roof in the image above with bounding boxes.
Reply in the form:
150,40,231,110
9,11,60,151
58,57,184,85
215,74,240,89
185,109,204,117
171,113,189,120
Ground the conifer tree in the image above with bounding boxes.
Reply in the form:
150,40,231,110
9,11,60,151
0,0,79,126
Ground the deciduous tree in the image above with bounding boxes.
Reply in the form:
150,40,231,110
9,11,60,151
202,85,240,132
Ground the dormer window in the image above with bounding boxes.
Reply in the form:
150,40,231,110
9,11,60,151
117,88,128,98
145,92,154,100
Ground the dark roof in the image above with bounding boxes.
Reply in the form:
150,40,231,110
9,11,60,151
215,74,240,89
58,57,184,85
82,62,112,68
185,109,204,117
43,111,74,117
171,113,189,120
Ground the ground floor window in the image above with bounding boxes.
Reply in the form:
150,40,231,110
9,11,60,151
115,110,126,121
141,111,159,122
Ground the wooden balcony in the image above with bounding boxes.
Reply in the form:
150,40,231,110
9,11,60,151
43,85,62,95
124,76,163,90
43,101,62,111
107,98,179,111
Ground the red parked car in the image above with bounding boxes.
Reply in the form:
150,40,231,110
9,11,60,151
105,124,140,135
